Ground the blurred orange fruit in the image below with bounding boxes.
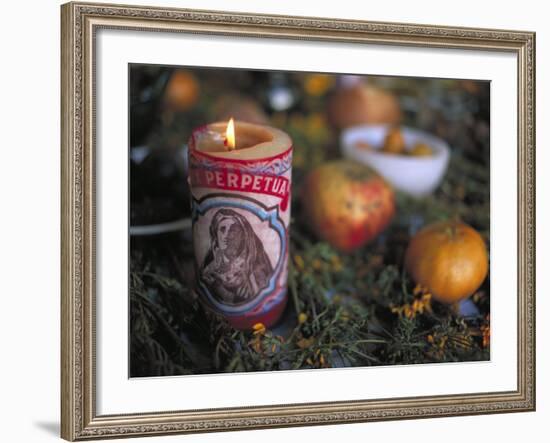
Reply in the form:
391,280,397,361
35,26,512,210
327,84,401,130
163,70,200,111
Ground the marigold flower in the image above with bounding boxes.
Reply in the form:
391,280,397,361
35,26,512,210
304,74,333,96
307,113,326,132
391,291,432,319
294,255,305,271
312,259,322,270
390,305,401,315
252,322,266,335
330,255,343,272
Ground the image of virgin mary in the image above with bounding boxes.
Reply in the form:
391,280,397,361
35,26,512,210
199,208,274,306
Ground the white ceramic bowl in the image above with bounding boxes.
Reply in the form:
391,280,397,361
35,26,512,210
341,125,451,197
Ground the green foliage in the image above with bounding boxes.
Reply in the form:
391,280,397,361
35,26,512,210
130,157,491,376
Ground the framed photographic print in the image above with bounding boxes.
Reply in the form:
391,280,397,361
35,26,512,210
61,1,536,440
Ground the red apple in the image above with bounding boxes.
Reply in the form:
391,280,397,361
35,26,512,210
302,161,395,252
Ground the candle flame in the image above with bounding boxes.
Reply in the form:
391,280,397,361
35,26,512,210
225,118,236,150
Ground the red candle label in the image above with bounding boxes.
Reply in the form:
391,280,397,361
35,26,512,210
188,157,291,211
188,142,292,329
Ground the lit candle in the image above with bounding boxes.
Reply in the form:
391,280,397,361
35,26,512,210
188,119,293,330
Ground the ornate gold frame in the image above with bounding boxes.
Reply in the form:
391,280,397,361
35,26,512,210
61,1,536,440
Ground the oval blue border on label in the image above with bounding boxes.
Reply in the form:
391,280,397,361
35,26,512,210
191,194,287,315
